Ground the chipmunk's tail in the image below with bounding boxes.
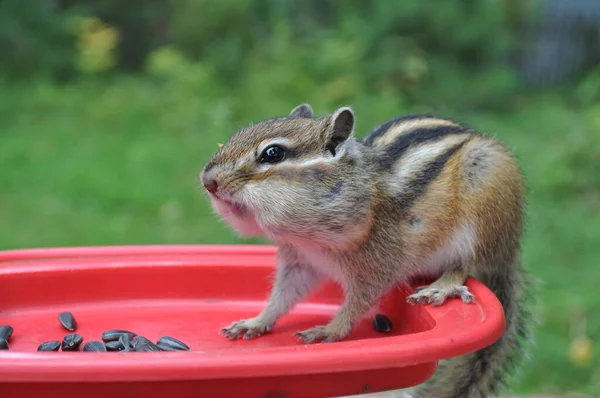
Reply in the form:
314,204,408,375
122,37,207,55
411,260,535,398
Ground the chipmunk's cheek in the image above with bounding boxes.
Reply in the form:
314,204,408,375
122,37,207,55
210,197,264,237
244,187,306,239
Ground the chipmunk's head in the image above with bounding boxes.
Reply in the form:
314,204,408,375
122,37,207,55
200,104,373,248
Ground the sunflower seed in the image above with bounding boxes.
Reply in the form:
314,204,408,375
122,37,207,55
118,333,132,352
132,336,160,352
104,341,126,351
83,341,106,352
372,314,392,333
58,312,77,332
0,339,8,350
156,336,190,351
61,334,84,351
0,325,13,341
38,341,61,351
101,329,137,342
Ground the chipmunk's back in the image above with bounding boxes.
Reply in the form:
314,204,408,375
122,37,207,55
361,114,521,202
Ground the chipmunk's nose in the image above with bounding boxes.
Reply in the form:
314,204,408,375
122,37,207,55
202,175,218,194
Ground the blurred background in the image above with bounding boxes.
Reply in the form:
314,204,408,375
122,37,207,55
0,0,599,396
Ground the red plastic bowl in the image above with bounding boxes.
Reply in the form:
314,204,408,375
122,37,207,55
0,245,505,398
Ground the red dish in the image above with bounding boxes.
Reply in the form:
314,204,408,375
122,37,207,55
0,245,505,398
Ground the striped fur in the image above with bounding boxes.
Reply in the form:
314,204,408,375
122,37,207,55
201,105,532,398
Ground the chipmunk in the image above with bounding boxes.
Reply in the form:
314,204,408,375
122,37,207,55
200,104,532,398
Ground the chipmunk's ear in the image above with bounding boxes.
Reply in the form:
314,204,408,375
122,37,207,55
289,103,314,118
324,106,354,156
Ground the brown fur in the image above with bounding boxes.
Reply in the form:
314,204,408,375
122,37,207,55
200,105,532,398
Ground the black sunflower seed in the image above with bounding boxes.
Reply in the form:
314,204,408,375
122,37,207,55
132,336,160,352
0,339,8,350
101,330,137,342
58,312,77,332
156,336,190,351
0,325,14,341
61,334,84,351
104,341,125,351
38,341,61,351
83,341,106,352
118,333,132,352
372,314,392,333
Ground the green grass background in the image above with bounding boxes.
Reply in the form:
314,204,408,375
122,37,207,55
1,77,599,396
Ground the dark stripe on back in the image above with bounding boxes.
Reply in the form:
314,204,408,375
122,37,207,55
394,140,468,210
363,114,430,146
377,124,471,170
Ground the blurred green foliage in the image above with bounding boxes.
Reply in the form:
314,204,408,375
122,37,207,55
1,0,529,110
0,0,599,396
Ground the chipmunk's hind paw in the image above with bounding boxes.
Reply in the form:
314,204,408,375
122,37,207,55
407,285,475,306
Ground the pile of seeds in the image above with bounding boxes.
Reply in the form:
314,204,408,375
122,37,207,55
0,312,190,352
0,311,392,351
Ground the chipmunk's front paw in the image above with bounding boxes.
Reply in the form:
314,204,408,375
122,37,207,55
407,285,475,306
220,318,273,340
294,325,344,344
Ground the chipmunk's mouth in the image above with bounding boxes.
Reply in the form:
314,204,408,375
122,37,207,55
222,199,248,217
210,194,250,218
208,192,264,237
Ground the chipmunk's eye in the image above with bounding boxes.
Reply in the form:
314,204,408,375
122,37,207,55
260,145,286,164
